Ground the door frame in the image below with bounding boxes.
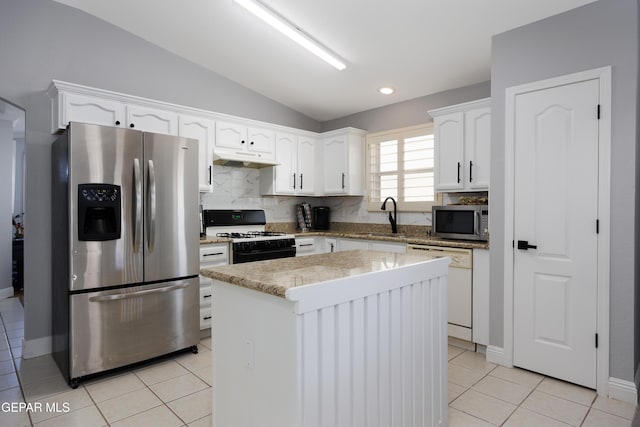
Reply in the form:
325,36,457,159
502,66,611,395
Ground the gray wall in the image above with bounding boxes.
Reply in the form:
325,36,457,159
490,0,639,382
0,0,321,346
321,81,490,133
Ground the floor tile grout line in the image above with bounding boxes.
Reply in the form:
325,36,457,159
139,369,194,426
0,303,34,427
447,349,603,427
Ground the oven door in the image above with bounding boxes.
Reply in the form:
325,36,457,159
233,247,296,264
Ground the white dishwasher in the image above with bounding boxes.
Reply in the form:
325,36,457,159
407,244,473,341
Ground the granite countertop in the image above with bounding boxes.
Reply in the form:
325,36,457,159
199,236,232,244
200,226,489,250
200,249,438,298
293,231,489,250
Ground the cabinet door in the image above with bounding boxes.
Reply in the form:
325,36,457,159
297,136,316,195
337,239,368,251
247,127,275,159
322,135,348,194
180,115,215,192
127,105,178,135
215,121,246,151
434,112,464,191
274,133,298,194
370,241,406,253
61,92,126,129
465,107,491,190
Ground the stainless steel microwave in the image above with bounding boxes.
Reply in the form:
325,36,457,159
432,205,489,241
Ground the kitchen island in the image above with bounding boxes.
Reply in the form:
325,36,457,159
201,250,450,427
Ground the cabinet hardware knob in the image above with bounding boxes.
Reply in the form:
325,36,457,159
115,120,121,126
130,123,135,128
241,140,245,144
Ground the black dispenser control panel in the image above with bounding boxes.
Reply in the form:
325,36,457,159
77,184,121,241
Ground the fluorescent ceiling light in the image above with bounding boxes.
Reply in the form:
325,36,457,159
234,0,346,71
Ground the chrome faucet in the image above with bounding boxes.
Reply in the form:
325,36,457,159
380,196,398,234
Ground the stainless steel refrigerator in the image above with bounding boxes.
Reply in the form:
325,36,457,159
51,122,200,387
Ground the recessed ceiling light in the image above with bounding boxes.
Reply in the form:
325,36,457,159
378,87,395,95
234,0,346,71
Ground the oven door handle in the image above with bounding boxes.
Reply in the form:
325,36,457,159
233,247,296,263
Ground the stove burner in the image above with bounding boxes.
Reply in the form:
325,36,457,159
216,231,286,239
247,231,286,237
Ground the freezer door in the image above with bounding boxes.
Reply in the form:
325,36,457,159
143,132,199,281
69,278,199,379
69,123,144,291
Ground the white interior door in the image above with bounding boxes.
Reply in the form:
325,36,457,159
513,78,599,388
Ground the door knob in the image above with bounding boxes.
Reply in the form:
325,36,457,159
517,240,537,250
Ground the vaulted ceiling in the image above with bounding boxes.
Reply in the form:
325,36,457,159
52,0,596,121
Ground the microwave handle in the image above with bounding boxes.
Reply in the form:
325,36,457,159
475,211,480,237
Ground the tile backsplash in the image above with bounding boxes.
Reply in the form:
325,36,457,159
199,165,485,226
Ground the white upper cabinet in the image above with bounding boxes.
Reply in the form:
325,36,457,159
179,115,215,192
433,112,465,191
261,132,317,196
321,129,365,196
48,82,179,135
215,121,275,162
297,135,316,195
48,81,368,197
127,104,178,135
51,91,126,130
464,106,491,190
429,98,491,192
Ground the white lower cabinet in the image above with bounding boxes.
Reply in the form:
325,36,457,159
199,243,229,330
199,280,213,330
315,237,337,254
336,238,369,251
295,237,316,256
337,238,406,253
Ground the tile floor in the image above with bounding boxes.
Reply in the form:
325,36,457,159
0,296,636,426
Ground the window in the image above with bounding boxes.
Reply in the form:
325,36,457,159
366,124,440,211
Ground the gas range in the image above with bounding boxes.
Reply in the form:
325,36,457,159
203,210,296,264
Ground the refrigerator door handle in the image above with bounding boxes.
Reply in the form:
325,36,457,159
88,283,190,302
147,160,157,253
133,158,142,251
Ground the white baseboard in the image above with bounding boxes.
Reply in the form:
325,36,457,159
0,287,15,300
486,345,512,367
22,335,52,359
608,377,638,404
448,337,475,351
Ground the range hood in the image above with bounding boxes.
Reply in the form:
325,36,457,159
212,149,279,169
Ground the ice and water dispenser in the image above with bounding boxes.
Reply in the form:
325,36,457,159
77,184,121,241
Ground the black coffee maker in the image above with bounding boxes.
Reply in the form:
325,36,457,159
312,206,330,230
